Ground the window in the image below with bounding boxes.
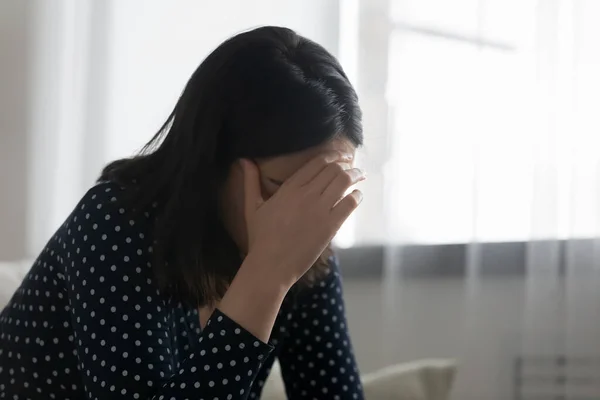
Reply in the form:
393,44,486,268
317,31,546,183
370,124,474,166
338,0,600,246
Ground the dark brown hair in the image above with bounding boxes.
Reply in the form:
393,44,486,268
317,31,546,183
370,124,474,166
99,26,363,307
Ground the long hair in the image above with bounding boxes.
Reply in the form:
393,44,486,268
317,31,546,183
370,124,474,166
99,26,363,306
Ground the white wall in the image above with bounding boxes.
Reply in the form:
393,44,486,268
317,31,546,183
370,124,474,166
0,0,340,261
0,1,31,260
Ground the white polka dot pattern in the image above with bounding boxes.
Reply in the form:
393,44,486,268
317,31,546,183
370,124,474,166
0,182,364,399
275,264,364,400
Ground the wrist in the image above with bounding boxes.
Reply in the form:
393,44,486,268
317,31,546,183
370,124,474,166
239,251,297,293
217,252,290,343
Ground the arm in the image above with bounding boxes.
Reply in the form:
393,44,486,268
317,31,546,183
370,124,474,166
64,184,273,399
277,257,364,400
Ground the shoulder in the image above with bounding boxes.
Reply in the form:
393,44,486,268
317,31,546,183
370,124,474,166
60,181,155,254
59,182,158,287
294,254,344,300
281,254,348,319
75,181,127,215
318,254,343,288
66,182,152,229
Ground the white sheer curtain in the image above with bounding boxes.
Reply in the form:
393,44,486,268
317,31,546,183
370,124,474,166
341,0,600,398
342,0,600,245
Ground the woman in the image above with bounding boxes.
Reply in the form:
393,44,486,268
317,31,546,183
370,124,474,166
0,26,365,399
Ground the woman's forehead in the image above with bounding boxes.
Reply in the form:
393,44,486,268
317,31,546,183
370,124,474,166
256,139,356,181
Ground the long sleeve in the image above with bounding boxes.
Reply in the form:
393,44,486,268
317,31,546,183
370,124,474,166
277,258,364,400
62,183,273,399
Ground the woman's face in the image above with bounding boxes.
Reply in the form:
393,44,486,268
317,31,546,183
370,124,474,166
220,138,357,252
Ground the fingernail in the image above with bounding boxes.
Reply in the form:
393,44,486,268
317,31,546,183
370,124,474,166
356,191,364,203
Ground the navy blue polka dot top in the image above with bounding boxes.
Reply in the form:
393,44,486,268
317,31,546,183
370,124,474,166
0,182,364,399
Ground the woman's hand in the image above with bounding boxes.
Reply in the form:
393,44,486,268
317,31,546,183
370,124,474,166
218,152,364,342
241,152,365,288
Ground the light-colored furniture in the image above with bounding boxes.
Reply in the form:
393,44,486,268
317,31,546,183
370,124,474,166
261,359,456,400
1,262,456,400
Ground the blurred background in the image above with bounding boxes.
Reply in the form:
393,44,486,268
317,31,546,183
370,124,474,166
2,0,600,398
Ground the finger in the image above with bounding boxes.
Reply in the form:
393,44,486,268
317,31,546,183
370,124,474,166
309,162,346,194
330,189,363,227
240,159,264,216
287,151,353,187
321,168,366,205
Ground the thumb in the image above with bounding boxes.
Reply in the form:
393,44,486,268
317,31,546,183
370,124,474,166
240,158,264,216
